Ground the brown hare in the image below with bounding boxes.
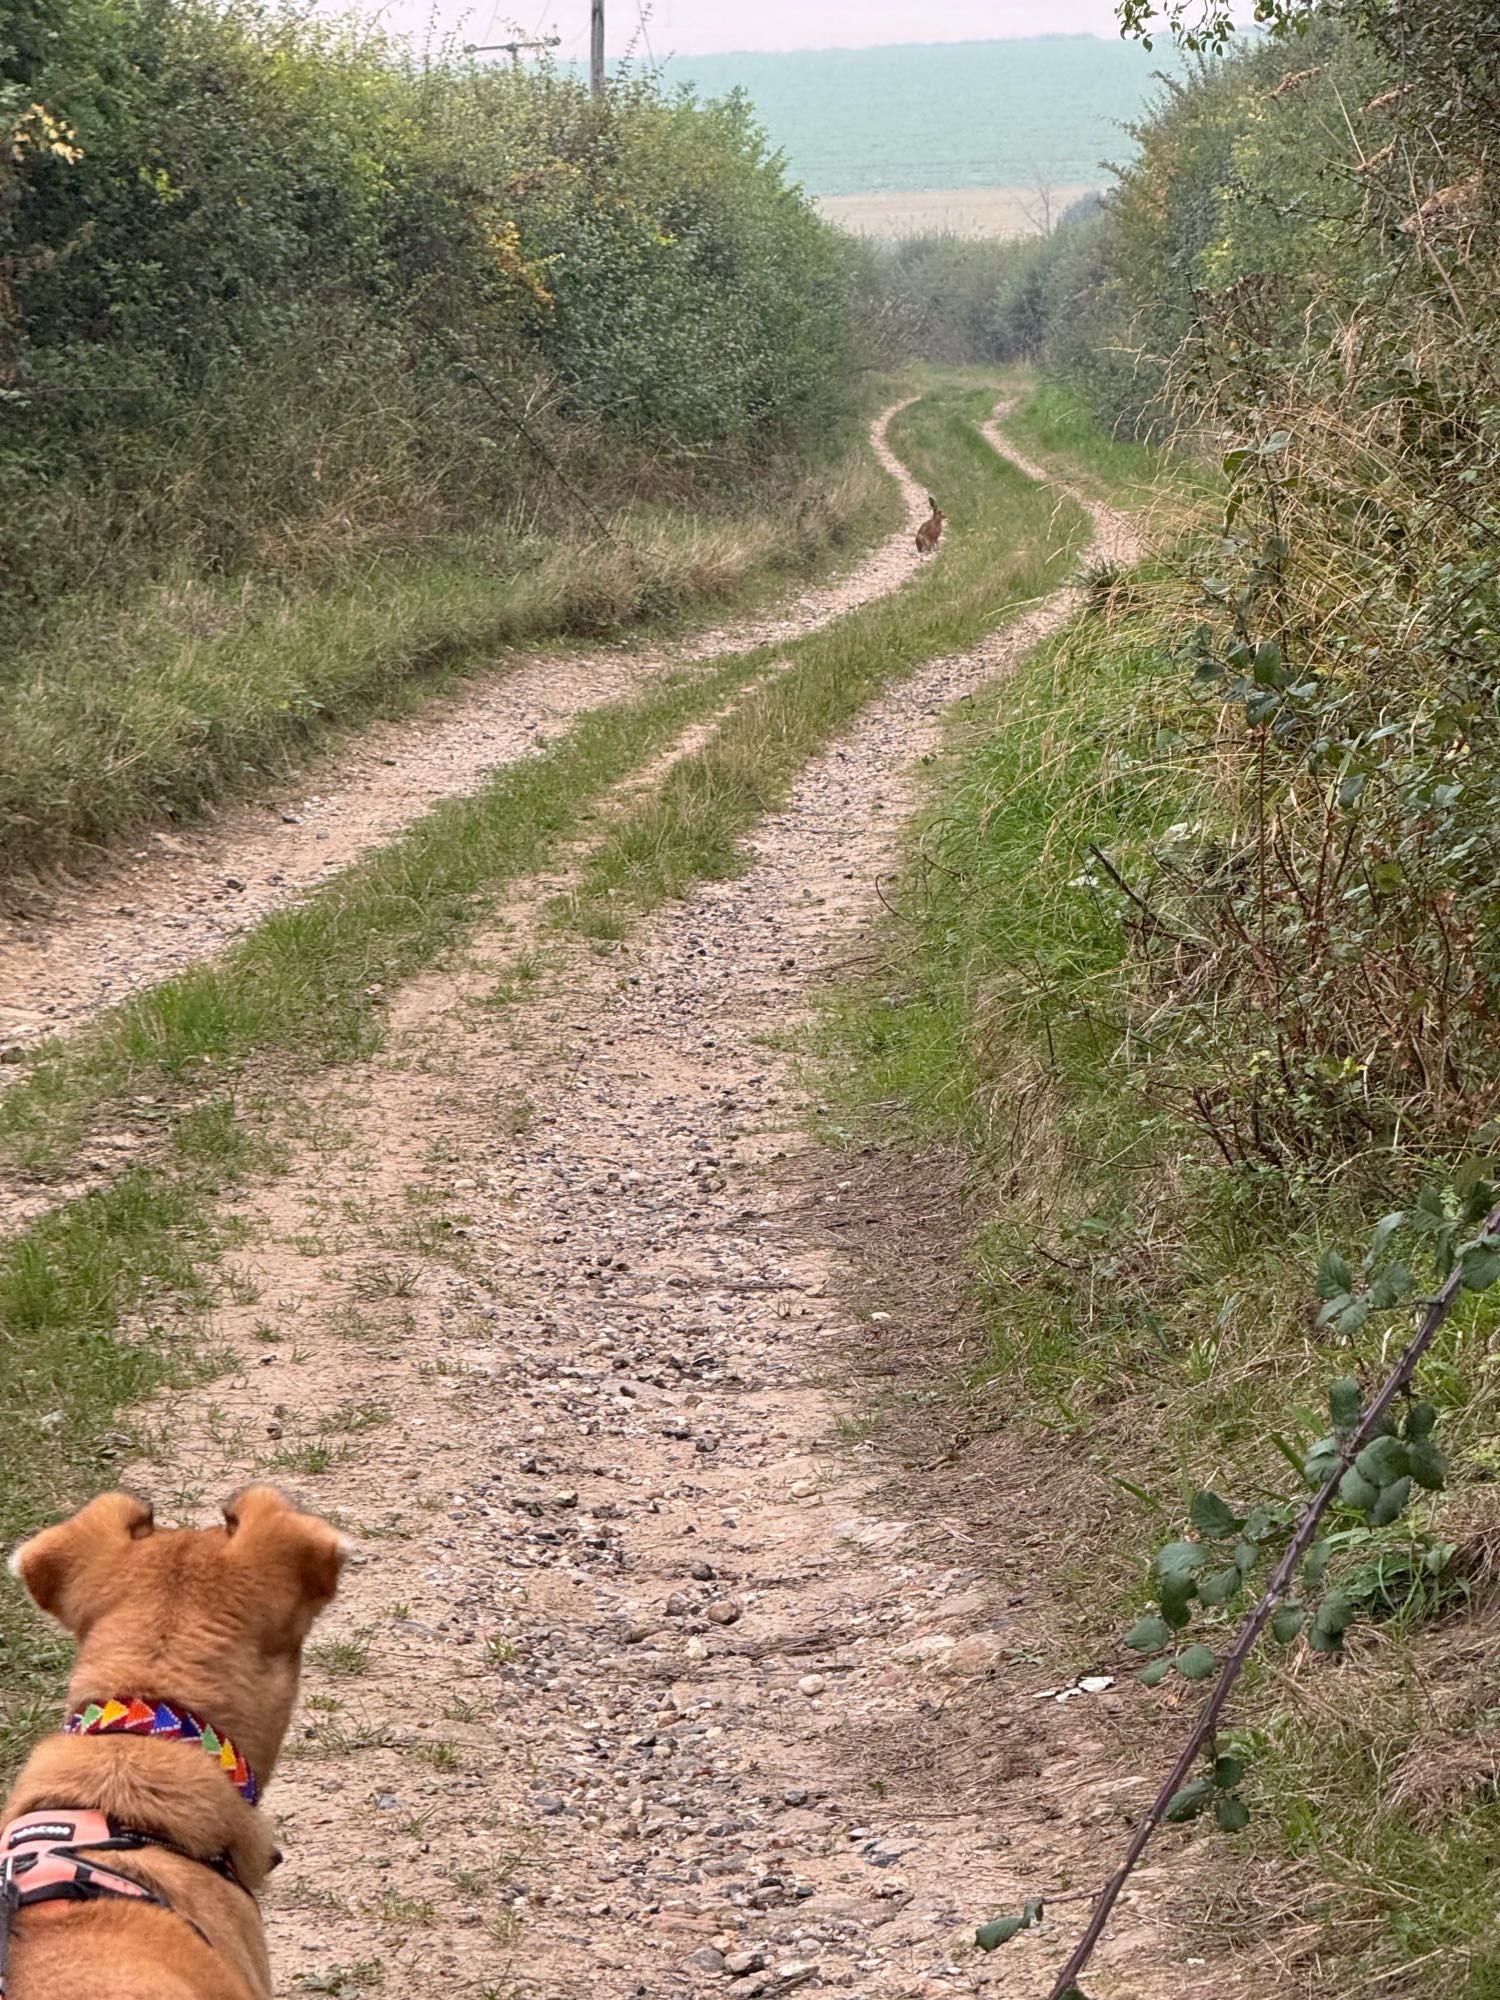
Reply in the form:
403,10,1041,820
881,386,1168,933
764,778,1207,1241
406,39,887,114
915,496,944,555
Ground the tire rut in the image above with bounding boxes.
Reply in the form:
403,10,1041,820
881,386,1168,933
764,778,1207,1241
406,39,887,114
86,408,1229,2000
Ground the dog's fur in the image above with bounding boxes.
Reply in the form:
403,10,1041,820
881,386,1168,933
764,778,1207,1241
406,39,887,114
2,1487,346,2000
915,495,944,555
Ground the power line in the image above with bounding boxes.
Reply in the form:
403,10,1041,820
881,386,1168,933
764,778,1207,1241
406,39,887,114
465,33,562,64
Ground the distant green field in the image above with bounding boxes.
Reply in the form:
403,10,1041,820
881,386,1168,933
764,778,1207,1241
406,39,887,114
650,36,1174,195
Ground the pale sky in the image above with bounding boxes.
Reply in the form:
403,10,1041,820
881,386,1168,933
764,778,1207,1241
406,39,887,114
374,1,1138,59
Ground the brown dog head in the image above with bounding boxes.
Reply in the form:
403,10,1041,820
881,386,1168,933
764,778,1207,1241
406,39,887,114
8,1486,348,1789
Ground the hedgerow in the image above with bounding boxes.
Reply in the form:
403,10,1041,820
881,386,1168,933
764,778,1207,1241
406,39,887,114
1,3,860,642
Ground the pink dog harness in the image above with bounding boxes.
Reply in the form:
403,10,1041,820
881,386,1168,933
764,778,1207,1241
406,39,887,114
0,1809,223,1993
0,1702,257,1996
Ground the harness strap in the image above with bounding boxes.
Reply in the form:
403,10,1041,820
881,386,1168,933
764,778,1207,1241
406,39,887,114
0,1811,225,1997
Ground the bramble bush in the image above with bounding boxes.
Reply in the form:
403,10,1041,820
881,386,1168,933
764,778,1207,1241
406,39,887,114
847,3,1500,1986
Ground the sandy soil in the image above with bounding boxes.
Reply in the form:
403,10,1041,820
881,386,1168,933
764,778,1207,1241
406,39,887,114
816,187,1100,240
52,418,1239,2000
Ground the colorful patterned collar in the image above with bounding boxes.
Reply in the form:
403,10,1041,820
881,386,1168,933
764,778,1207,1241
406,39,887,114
64,1700,260,1806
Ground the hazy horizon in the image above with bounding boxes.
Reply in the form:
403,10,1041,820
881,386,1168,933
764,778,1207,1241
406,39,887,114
359,1,1154,60
633,38,1170,196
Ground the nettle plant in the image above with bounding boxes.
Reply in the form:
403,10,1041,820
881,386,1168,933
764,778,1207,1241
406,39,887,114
976,1179,1500,1999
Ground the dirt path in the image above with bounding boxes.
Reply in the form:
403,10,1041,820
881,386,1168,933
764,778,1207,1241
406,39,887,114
982,413,1143,569
0,405,929,1058
79,414,1207,2000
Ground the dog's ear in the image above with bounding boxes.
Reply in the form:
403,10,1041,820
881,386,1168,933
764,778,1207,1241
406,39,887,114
222,1486,348,1644
7,1492,155,1633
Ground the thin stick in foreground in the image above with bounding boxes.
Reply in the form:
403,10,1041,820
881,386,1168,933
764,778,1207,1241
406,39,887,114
1044,1195,1500,2000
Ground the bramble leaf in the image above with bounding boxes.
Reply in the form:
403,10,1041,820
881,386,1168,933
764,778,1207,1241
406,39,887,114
1164,1778,1215,1822
1315,1589,1355,1637
975,1916,1026,1950
1271,1603,1306,1643
1367,1262,1413,1309
1198,1565,1243,1608
1368,1475,1413,1528
1366,1212,1406,1264
975,1902,1044,1951
1316,1250,1354,1300
1408,1439,1447,1490
1405,1401,1438,1442
1156,1539,1209,1576
1137,1657,1172,1687
1159,1571,1197,1627
1461,1182,1497,1226
1460,1244,1500,1292
1338,1466,1379,1514
1329,1378,1363,1433
1190,1490,1241,1539
1176,1643,1217,1681
1125,1615,1173,1651
1302,1434,1341,1487
1215,1794,1251,1832
1303,1540,1332,1590
1354,1435,1408,1485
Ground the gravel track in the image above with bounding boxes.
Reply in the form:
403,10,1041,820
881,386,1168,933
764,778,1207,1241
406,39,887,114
0,405,928,1057
95,418,1218,2000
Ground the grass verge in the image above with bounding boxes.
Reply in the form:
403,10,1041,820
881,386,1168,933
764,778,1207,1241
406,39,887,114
0,1098,268,1780
1,440,894,892
814,507,1500,1988
1001,379,1186,508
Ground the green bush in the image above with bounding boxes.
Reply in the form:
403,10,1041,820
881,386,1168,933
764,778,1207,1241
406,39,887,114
949,2,1500,1165
1,4,860,643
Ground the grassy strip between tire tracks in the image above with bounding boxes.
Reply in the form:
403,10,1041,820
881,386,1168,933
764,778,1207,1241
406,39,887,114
1,646,775,1181
0,373,1088,1769
553,382,1090,936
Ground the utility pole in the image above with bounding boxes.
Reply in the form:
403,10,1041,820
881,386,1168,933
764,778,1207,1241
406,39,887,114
590,0,604,96
464,34,562,67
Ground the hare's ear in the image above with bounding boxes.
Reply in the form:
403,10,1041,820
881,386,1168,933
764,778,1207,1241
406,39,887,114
222,1486,349,1646
7,1492,155,1633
